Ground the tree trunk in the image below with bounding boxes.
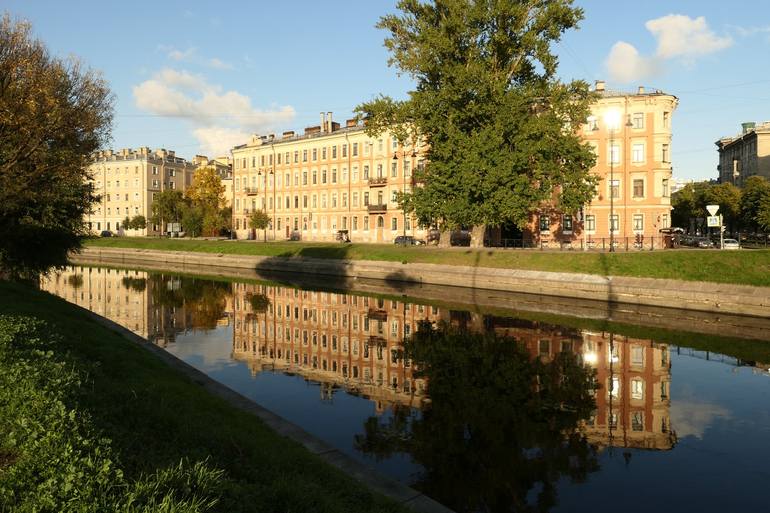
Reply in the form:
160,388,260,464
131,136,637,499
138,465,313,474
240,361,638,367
470,225,486,248
438,230,451,248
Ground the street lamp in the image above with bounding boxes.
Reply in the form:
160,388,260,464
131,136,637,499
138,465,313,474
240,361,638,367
393,147,417,242
604,110,620,252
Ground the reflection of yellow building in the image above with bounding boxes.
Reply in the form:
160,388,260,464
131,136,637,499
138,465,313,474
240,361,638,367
230,282,441,409
40,266,193,346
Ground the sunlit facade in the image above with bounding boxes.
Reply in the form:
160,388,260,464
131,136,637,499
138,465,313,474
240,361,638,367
230,114,428,242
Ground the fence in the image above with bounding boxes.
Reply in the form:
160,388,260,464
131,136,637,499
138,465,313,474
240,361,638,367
485,236,672,251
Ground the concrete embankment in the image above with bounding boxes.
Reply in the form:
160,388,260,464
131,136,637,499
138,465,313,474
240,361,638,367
73,247,770,318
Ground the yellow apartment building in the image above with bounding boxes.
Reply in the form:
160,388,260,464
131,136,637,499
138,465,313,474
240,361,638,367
716,121,770,186
524,81,678,248
231,113,427,242
86,148,197,235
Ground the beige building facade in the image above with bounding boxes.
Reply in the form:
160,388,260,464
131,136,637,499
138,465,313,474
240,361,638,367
231,113,427,242
716,122,770,186
87,148,197,235
524,82,678,248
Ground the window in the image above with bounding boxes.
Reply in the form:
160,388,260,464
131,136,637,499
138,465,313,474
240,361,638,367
404,160,411,177
352,216,358,230
586,116,598,131
294,151,299,163
633,214,644,232
363,165,369,179
363,216,369,231
632,112,644,129
322,169,327,184
352,192,358,207
331,168,337,183
312,148,317,161
662,144,670,163
391,138,398,150
391,218,397,230
302,171,308,185
352,142,358,157
342,144,347,158
332,193,337,208
631,411,644,431
342,193,348,207
312,195,317,208
377,164,383,177
332,146,337,159
562,215,573,233
609,144,620,164
610,214,619,232
633,179,644,198
662,179,670,197
312,170,317,184
663,111,670,128
539,216,550,232
610,179,620,199
363,192,369,206
303,195,308,208
661,213,669,228
632,143,644,163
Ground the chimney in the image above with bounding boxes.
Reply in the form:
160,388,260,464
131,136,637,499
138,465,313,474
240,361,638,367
326,112,333,133
320,112,325,133
595,80,605,92
346,118,357,128
282,130,295,138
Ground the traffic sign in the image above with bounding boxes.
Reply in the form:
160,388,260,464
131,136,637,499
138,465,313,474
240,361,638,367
707,216,721,227
706,204,720,216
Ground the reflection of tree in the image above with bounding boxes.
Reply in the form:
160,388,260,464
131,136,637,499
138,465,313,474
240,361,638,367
247,292,270,313
148,275,229,331
120,276,146,292
355,322,599,513
67,274,84,289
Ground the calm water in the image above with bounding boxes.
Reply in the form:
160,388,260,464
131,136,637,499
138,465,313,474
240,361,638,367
44,265,770,513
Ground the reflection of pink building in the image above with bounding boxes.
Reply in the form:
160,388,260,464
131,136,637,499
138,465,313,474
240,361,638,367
231,282,442,410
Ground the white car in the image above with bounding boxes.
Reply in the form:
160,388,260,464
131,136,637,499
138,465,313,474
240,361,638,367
722,239,740,250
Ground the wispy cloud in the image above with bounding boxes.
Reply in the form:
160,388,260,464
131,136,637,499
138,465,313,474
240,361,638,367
133,68,295,156
157,45,235,71
606,14,732,83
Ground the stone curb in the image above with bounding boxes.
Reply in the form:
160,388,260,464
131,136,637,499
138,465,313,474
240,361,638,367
75,247,770,317
69,301,453,513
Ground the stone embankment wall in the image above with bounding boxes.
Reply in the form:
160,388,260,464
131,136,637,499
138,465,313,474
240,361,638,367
72,247,770,318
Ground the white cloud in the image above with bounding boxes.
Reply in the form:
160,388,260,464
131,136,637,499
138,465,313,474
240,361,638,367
208,58,233,70
193,127,251,157
605,14,732,83
605,41,661,83
133,68,295,156
646,15,733,60
670,399,730,440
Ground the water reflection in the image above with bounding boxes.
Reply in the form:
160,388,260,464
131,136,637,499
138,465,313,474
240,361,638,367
41,266,770,512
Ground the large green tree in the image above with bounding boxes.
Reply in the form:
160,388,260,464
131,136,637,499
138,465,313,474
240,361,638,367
248,210,271,242
0,15,113,277
356,0,598,247
740,176,770,232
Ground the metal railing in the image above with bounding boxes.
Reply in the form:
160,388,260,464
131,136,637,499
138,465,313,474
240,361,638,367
485,236,672,251
367,176,388,186
367,204,388,213
243,187,259,195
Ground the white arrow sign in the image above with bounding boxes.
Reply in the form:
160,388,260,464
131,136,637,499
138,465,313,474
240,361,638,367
706,204,720,216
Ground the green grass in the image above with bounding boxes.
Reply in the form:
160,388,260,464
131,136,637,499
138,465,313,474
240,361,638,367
85,237,770,287
0,280,407,513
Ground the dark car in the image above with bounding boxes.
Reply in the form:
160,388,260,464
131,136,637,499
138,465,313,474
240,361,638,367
100,230,112,237
394,235,424,246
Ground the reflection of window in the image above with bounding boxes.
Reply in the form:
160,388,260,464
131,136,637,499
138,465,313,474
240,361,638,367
660,380,669,399
539,339,550,355
609,377,620,398
631,378,644,400
632,411,644,431
631,346,644,365
609,412,618,429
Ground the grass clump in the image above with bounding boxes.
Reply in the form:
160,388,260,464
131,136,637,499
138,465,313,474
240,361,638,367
0,315,223,512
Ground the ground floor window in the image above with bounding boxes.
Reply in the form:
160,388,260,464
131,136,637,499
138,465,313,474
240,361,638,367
539,215,550,232
391,217,397,231
364,216,369,231
633,214,644,231
585,215,595,232
610,215,619,232
562,215,573,233
405,217,411,230
352,216,358,230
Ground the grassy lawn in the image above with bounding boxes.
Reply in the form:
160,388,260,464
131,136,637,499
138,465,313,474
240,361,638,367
0,280,407,513
85,237,770,287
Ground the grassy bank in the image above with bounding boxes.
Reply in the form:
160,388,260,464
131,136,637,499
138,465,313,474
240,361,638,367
0,280,406,513
85,237,770,287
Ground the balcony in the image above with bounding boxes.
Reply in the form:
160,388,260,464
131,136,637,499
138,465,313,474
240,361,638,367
367,308,388,321
367,335,387,347
367,204,387,213
368,176,388,187
243,187,258,195
243,208,251,214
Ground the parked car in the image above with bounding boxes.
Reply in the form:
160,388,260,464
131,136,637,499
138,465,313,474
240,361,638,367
722,238,741,250
694,237,714,248
99,230,112,237
394,235,425,246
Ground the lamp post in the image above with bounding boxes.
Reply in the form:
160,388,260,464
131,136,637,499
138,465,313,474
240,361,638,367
604,110,621,252
393,146,417,243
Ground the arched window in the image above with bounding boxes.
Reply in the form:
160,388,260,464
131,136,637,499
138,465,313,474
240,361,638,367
377,216,384,228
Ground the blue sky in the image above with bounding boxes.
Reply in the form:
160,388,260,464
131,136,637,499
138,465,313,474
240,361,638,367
5,0,770,181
